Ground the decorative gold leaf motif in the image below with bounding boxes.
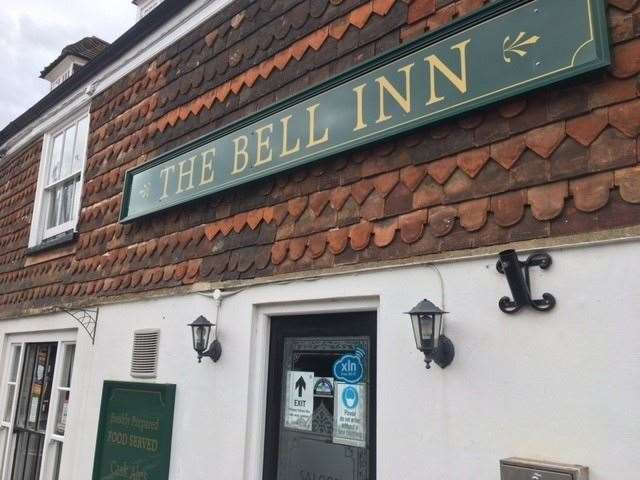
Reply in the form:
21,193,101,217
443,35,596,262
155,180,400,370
139,183,151,199
503,32,541,63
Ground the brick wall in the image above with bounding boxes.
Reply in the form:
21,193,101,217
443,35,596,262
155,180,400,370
1,0,639,317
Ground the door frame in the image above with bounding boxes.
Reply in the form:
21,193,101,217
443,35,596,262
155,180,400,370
0,330,77,480
242,297,379,480
262,312,377,480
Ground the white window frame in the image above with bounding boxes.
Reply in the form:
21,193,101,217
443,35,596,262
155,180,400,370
0,331,77,480
28,107,90,248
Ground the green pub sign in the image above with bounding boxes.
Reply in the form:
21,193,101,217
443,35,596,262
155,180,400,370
92,381,176,480
120,0,610,222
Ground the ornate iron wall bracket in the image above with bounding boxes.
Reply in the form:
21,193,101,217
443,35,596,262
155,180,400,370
61,307,98,344
496,250,556,314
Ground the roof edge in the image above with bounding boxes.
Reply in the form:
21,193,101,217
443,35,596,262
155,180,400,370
39,36,110,79
0,0,196,148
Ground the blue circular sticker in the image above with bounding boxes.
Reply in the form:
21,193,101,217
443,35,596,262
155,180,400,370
342,385,359,409
333,349,365,384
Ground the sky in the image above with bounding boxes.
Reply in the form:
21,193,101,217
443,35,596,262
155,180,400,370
0,0,137,130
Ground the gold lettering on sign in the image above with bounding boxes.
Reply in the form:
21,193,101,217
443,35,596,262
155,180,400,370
352,84,367,131
280,115,301,157
375,63,414,124
176,156,196,194
232,135,249,174
200,147,216,185
306,104,329,148
159,165,176,200
254,124,274,166
425,39,471,106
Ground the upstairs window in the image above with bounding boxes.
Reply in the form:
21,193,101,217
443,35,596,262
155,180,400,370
29,112,90,249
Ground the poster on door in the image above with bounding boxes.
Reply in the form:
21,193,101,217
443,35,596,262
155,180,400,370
333,382,366,448
284,371,314,431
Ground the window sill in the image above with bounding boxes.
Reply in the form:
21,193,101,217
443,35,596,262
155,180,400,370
26,230,77,255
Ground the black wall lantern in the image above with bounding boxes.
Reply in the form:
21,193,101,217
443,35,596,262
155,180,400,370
496,249,556,314
188,315,222,363
406,299,455,369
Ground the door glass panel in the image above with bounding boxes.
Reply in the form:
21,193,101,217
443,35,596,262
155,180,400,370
27,345,49,431
12,343,57,480
277,336,371,480
60,345,75,389
51,441,62,480
4,346,22,422
9,347,22,383
3,385,15,422
26,347,45,430
54,391,69,436
22,433,42,480
16,346,36,430
11,433,28,480
37,345,56,433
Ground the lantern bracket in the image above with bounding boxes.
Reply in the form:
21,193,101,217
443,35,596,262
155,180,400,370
425,334,455,369
496,250,556,314
198,339,222,363
60,306,98,344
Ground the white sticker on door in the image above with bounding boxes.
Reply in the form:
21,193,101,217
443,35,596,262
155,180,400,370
333,382,366,448
284,370,315,431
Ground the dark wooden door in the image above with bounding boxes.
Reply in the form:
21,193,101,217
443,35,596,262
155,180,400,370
263,312,376,480
11,343,57,480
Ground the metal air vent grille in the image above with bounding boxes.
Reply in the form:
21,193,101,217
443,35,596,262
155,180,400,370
131,329,160,378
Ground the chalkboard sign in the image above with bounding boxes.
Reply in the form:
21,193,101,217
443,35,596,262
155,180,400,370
92,381,176,480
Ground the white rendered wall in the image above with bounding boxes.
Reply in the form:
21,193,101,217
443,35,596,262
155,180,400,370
1,240,638,479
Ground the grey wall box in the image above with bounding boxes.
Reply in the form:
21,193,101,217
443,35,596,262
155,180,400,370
501,458,588,480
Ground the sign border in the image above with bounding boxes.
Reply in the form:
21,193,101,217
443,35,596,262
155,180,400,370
91,380,176,480
120,0,610,222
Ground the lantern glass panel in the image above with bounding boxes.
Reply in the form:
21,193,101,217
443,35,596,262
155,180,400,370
191,324,210,353
432,313,442,347
419,314,435,350
410,313,423,350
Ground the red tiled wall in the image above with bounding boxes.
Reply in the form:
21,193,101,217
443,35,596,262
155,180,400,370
1,0,640,317
0,142,43,274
